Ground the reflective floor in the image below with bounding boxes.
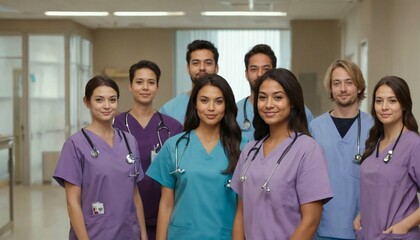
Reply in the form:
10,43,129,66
0,184,69,240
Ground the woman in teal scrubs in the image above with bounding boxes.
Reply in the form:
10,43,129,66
147,74,245,240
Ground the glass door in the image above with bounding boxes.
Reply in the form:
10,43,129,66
28,35,65,184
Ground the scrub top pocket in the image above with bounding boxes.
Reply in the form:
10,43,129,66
265,183,296,210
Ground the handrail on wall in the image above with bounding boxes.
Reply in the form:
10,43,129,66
0,136,14,236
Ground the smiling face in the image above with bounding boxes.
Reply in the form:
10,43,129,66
257,79,291,128
330,67,360,108
129,67,158,105
374,84,404,127
196,84,225,128
84,85,118,123
187,49,219,84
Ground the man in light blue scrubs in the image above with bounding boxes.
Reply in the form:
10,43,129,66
236,44,313,140
310,59,373,240
160,40,219,125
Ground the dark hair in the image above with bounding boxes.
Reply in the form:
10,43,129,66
324,59,366,102
186,40,219,65
244,44,277,70
253,68,310,140
85,75,119,100
361,76,419,162
129,60,161,85
184,74,241,174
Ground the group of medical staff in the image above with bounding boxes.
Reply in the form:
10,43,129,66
53,39,420,240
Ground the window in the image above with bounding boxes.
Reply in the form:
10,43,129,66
175,30,290,102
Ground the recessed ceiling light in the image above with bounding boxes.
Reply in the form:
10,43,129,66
45,11,109,16
113,11,185,16
201,11,287,17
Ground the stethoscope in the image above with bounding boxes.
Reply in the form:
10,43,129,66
170,131,191,175
125,110,171,149
354,111,363,163
240,132,300,192
375,124,404,163
81,128,140,177
242,97,251,131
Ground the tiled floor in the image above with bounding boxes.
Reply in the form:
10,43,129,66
0,184,69,240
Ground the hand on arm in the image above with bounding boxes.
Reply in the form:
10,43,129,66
290,200,323,240
133,186,148,240
156,186,174,240
232,198,245,240
64,181,90,240
383,207,420,234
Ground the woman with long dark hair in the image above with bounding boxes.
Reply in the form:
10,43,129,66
231,68,332,239
353,76,420,239
147,74,245,239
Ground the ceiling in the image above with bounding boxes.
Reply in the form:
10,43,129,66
0,0,356,29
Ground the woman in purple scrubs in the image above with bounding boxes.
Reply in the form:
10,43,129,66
231,68,333,240
113,60,182,240
354,76,420,239
54,76,148,240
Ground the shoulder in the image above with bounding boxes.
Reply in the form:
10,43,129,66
113,112,127,125
360,111,373,122
162,93,189,107
309,112,330,126
236,97,246,106
160,113,183,127
297,133,319,148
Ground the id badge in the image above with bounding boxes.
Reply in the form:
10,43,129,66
92,202,105,215
151,149,158,162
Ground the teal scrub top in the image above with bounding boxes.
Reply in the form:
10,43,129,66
146,130,237,240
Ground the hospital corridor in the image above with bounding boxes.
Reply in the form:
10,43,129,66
0,184,68,240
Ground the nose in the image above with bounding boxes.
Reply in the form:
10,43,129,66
142,82,149,90
265,97,274,108
381,100,389,110
257,68,264,77
199,61,206,70
207,101,215,111
339,82,346,92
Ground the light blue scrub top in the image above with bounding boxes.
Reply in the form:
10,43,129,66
160,93,189,125
310,111,373,239
147,131,245,240
236,97,314,141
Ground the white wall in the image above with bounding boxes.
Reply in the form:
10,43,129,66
342,0,420,120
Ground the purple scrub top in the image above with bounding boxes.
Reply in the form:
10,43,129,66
114,111,182,238
231,132,333,239
358,130,420,240
53,128,144,240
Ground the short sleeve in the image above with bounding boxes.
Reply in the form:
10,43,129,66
408,139,420,188
296,142,333,205
53,139,83,188
146,140,176,189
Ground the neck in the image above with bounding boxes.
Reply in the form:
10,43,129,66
195,124,220,140
86,120,114,136
130,103,154,118
248,93,254,106
268,124,290,143
331,104,359,118
383,121,405,141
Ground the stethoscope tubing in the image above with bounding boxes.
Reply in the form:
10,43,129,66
125,110,171,148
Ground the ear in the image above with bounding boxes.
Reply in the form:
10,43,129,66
357,89,361,93
215,64,219,74
83,96,90,108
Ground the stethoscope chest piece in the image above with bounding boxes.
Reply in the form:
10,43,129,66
243,119,251,130
354,153,362,163
383,150,393,163
126,154,136,164
91,150,99,158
